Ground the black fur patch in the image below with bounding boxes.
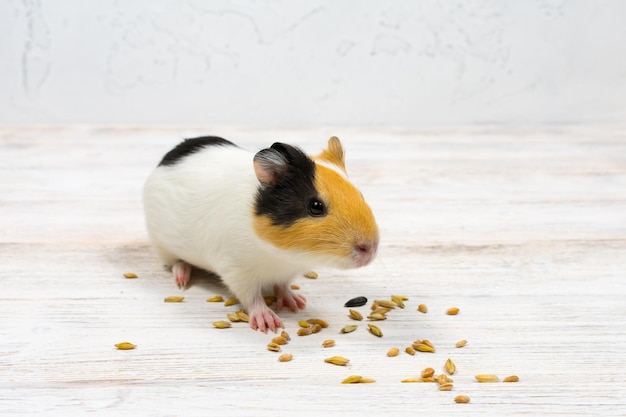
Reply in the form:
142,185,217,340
158,136,236,166
254,143,320,227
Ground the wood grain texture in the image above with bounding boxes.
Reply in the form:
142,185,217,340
1,125,625,416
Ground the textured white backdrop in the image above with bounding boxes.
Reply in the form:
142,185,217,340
1,0,625,126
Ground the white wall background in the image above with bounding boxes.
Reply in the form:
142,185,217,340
1,0,625,126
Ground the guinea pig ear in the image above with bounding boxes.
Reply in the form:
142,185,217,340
253,148,288,185
318,136,346,172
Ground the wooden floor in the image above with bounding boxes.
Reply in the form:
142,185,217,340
1,125,625,416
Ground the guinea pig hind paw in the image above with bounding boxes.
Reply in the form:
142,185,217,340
277,293,307,312
172,261,192,289
274,285,307,312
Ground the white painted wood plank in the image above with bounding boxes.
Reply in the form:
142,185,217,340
1,125,625,416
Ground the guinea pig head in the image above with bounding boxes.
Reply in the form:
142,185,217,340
252,137,379,269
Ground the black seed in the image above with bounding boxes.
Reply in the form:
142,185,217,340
344,296,368,308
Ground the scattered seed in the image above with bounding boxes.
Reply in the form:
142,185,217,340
417,304,428,313
349,309,363,321
226,312,240,322
264,295,276,306
371,307,392,316
370,302,379,310
359,377,376,383
114,342,136,350
421,367,435,378
405,346,416,355
401,378,425,383
271,336,288,345
439,383,454,391
436,374,454,384
454,395,471,404
310,323,322,334
236,310,249,322
422,340,435,349
367,324,383,337
340,325,358,334
322,339,335,348
446,307,460,315
340,375,375,384
123,272,138,279
374,300,398,309
303,271,318,279
412,339,435,351
297,327,312,336
391,295,405,308
475,374,499,383
298,320,310,328
445,358,456,375
422,377,436,383
387,347,399,357
324,356,350,366
367,313,387,321
503,375,519,382
455,339,467,348
206,295,224,302
413,339,433,349
281,330,291,341
413,343,435,353
212,320,231,329
164,295,184,302
267,342,281,352
342,375,363,384
224,297,239,306
344,296,368,307
290,284,300,290
307,318,329,328
278,353,293,362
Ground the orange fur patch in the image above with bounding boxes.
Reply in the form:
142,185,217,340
253,163,378,262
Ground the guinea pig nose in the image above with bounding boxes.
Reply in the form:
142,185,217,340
356,244,370,254
356,241,377,255
354,241,378,268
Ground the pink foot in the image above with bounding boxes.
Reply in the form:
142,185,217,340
274,284,307,312
247,299,284,333
172,261,192,289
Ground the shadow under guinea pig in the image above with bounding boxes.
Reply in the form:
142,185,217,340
101,242,228,294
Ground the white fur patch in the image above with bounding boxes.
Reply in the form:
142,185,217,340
314,159,348,179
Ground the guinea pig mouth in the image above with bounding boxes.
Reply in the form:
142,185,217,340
352,241,378,268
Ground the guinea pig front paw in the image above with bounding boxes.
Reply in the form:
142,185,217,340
249,306,284,333
274,284,307,312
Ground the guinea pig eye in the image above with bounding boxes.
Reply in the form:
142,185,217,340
307,199,326,217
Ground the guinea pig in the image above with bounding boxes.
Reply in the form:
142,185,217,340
143,136,379,332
